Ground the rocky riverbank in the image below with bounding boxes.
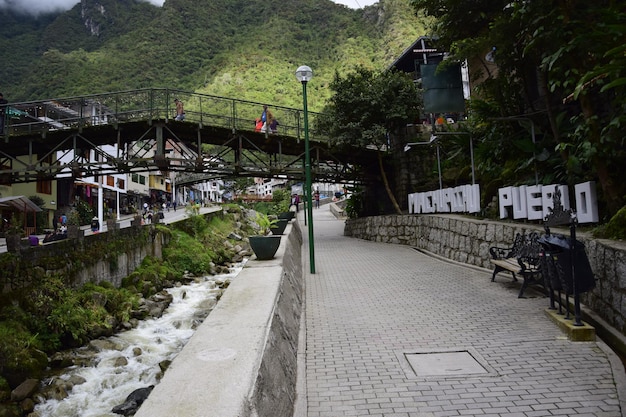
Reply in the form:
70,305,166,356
0,207,258,417
5,271,235,417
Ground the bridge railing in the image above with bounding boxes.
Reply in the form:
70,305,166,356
3,88,327,143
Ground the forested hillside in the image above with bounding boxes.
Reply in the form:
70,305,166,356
0,0,427,111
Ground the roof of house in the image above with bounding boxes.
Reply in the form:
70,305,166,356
0,195,43,212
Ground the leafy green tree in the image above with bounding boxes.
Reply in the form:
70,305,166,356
224,177,255,198
411,0,626,218
319,67,420,214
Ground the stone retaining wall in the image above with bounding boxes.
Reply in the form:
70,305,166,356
345,214,626,336
0,226,166,294
0,211,226,294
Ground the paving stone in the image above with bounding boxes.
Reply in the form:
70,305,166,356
296,206,626,417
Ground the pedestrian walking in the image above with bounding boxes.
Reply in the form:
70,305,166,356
174,98,185,121
290,193,300,212
259,105,274,133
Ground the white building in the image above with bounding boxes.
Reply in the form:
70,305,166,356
250,177,288,197
195,179,225,203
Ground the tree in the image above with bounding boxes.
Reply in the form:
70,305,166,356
411,0,626,219
224,177,254,198
319,67,421,215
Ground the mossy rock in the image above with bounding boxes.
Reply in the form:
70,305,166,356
3,348,48,387
595,205,626,239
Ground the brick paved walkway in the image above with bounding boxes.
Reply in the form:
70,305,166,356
295,205,626,417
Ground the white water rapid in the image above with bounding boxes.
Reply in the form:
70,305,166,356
34,264,243,417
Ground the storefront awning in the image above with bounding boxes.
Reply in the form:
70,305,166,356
0,195,43,213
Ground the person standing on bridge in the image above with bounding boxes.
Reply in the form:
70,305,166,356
269,118,279,134
174,98,185,121
260,105,273,133
0,92,8,135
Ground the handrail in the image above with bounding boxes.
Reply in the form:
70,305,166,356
3,88,326,142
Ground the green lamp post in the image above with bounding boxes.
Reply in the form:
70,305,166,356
295,65,316,274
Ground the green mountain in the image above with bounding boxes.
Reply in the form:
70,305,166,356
0,0,426,112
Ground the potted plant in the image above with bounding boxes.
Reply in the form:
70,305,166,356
272,189,295,221
269,214,289,235
277,210,295,221
249,212,282,260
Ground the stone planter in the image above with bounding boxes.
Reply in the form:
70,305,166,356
270,219,289,235
67,225,84,240
249,235,281,260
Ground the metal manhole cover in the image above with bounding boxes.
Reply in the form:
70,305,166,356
405,350,488,377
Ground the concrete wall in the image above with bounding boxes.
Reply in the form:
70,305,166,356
345,214,626,337
135,220,304,417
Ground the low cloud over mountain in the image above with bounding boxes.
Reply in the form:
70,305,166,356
0,0,164,15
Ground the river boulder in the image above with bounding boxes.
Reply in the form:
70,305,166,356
10,379,38,402
112,385,154,416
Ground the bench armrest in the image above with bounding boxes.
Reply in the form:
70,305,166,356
517,255,541,272
489,246,513,260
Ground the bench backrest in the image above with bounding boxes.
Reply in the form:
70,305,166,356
514,232,541,258
513,232,542,271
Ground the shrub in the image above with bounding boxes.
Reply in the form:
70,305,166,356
163,230,214,275
122,256,178,297
272,188,291,213
0,321,36,368
345,192,364,219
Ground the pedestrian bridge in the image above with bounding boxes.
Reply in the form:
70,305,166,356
1,88,378,185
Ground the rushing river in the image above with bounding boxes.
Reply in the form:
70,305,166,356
34,264,244,417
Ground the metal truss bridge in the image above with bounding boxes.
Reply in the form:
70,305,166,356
1,88,378,186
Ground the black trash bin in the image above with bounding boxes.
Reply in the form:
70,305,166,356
539,243,562,292
538,234,595,295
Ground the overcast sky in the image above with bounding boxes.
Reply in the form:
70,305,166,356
0,0,378,16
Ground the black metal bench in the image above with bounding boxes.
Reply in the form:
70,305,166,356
489,232,544,298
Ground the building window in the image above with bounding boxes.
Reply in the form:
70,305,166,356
37,178,52,194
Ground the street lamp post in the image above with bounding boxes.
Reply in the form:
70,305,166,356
295,65,316,274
